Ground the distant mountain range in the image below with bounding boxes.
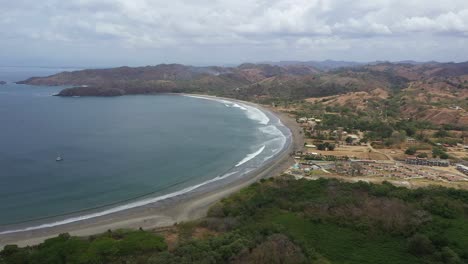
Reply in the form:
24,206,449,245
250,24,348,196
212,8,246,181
17,61,468,126
17,63,321,97
261,60,444,70
17,60,467,97
260,60,365,70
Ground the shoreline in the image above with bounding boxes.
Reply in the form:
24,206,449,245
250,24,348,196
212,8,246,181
0,94,303,248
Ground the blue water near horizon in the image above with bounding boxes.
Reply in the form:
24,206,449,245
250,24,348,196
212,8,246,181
0,68,289,231
0,66,82,83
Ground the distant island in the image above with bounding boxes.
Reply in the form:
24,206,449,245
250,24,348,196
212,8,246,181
0,81,6,85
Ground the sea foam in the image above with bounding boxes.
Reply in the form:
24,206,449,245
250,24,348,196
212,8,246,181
241,104,269,125
184,95,269,125
235,145,265,167
259,125,283,136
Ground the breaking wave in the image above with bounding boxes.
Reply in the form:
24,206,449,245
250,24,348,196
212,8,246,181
184,94,269,125
0,170,240,235
235,145,265,167
0,94,290,235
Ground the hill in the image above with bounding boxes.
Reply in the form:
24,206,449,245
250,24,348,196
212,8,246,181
300,62,468,127
18,63,319,97
17,61,468,127
16,62,405,99
263,60,365,71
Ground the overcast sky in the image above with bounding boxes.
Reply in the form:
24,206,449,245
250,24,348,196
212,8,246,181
1,0,468,67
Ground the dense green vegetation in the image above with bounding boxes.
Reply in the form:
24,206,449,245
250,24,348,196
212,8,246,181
3,177,467,264
293,97,437,138
316,142,335,151
0,230,166,264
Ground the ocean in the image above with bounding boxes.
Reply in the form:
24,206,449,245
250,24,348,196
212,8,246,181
0,67,290,233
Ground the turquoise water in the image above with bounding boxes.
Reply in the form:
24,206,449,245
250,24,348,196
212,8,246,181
0,68,289,230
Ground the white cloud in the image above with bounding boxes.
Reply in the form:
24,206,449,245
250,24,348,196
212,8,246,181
296,36,351,50
396,10,468,35
0,0,468,65
333,18,392,36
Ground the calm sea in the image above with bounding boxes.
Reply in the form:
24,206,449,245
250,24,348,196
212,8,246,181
0,67,289,231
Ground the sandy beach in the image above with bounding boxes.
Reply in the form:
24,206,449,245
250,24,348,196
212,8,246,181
0,95,303,248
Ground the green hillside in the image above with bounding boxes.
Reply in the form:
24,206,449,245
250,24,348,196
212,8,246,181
3,177,467,264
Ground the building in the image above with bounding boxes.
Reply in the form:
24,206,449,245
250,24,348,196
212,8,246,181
449,106,463,110
405,158,450,167
456,164,468,175
346,134,360,144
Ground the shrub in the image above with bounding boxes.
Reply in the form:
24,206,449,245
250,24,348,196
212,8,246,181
439,247,461,264
407,234,434,256
416,153,428,158
317,142,335,151
405,147,417,155
434,130,450,138
440,153,449,159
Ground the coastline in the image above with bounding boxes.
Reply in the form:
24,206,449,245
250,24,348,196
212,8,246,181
0,94,303,248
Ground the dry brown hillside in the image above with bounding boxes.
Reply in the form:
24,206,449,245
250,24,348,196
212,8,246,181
305,88,389,110
303,62,468,127
17,61,468,127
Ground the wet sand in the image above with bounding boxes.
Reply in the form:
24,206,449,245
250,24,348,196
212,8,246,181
0,96,303,248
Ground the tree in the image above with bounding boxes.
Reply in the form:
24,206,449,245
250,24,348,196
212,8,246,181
390,131,407,145
405,147,417,155
415,132,426,141
408,234,434,256
440,246,461,264
434,129,450,138
440,153,449,159
432,147,448,159
317,142,335,151
417,153,428,158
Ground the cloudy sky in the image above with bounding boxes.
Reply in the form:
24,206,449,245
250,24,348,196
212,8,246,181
1,0,468,67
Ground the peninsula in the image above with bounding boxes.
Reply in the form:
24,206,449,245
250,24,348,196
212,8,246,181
18,61,468,127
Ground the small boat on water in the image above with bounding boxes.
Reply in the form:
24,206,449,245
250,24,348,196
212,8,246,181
56,155,63,162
